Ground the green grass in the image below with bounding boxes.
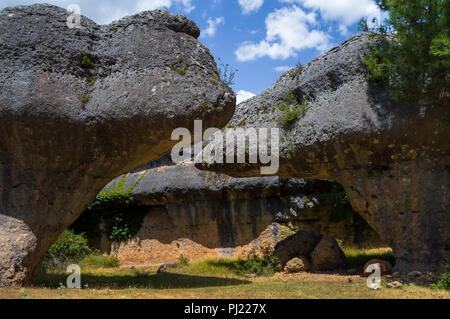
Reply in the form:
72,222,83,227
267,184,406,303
7,258,448,299
81,55,94,69
288,62,305,79
176,255,190,267
343,247,395,268
432,265,450,290
79,254,120,269
174,258,245,277
36,266,247,290
276,90,309,127
5,250,449,299
12,248,447,299
5,279,449,299
178,253,278,277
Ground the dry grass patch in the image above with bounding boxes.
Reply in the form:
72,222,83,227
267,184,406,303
0,253,448,299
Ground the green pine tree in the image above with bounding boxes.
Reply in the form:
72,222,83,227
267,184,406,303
361,0,449,105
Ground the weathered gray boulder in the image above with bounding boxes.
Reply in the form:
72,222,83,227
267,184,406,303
274,229,322,267
310,237,346,271
115,159,331,205
197,34,450,272
0,4,235,287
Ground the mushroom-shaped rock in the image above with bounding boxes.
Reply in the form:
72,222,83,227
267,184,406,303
0,4,235,287
196,34,450,272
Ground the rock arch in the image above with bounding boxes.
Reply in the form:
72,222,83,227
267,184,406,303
196,34,450,272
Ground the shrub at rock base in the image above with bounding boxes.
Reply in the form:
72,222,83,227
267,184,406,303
236,250,279,277
43,230,92,270
433,265,450,290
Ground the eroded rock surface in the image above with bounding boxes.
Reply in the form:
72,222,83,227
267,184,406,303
274,229,322,267
310,237,346,271
0,4,235,286
284,257,310,273
79,158,381,265
197,34,450,272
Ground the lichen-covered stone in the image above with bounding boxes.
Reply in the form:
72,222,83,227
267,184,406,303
0,4,235,287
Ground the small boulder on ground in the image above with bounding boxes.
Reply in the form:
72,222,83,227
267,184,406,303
363,259,393,277
284,257,310,273
386,281,403,289
274,229,322,267
310,237,346,271
346,268,358,275
157,262,178,273
407,271,423,281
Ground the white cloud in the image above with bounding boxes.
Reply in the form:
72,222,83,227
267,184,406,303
201,16,224,37
136,0,171,12
274,66,292,72
338,24,349,36
279,0,380,26
137,0,195,13
0,1,196,24
236,90,256,104
235,6,330,61
174,0,195,13
238,0,264,15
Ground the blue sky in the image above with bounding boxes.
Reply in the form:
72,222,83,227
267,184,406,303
0,0,386,103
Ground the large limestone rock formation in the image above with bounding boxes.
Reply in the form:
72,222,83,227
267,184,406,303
197,34,450,272
80,158,382,266
0,4,235,286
